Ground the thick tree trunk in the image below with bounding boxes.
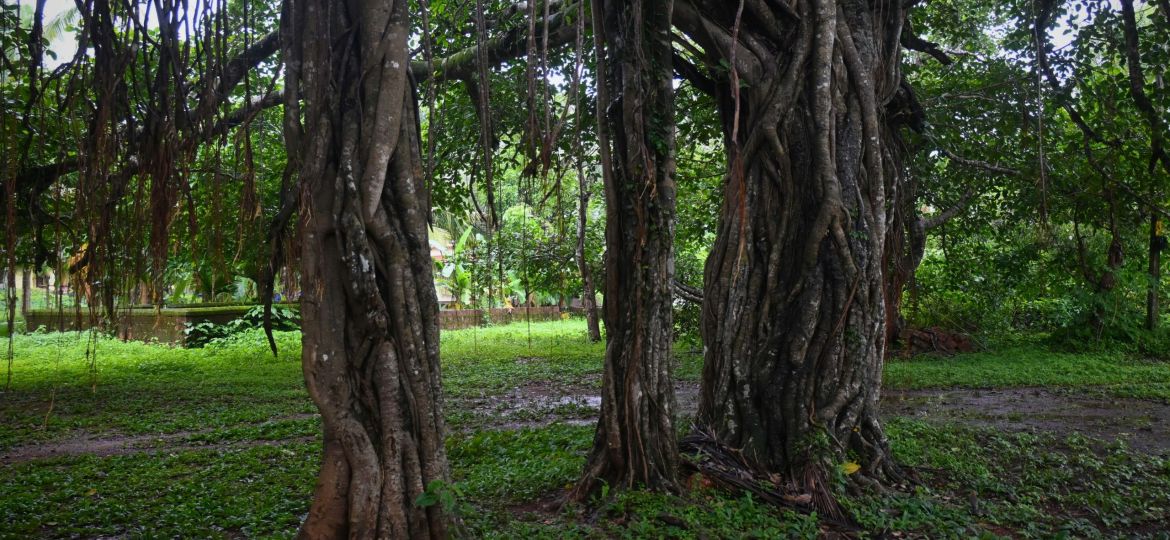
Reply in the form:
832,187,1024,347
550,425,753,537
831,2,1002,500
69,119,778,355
570,0,679,499
283,0,451,537
676,0,911,494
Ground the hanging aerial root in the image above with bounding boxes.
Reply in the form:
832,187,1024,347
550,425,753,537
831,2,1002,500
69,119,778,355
679,429,862,535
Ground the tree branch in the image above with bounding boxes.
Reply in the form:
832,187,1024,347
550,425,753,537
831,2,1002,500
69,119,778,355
901,24,952,66
1119,0,1170,176
673,279,704,304
190,30,282,124
930,137,1021,176
412,1,582,82
922,188,976,230
12,31,283,199
671,51,717,95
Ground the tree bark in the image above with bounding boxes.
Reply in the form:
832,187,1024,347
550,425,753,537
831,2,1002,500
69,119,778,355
574,167,602,343
1073,188,1125,337
283,0,451,537
675,0,911,495
567,0,601,344
570,0,680,499
20,268,30,315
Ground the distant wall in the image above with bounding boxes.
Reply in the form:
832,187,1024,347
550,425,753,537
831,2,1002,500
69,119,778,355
26,304,568,344
25,306,255,346
438,307,564,330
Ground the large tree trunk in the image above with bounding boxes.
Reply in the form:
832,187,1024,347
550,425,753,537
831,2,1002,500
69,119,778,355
675,0,912,493
283,0,451,537
570,0,680,499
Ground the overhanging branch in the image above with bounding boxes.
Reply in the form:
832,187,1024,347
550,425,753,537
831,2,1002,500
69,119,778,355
901,26,953,66
412,1,582,82
931,139,1021,176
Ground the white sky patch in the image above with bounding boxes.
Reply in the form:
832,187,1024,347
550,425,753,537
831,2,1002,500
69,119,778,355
41,0,80,67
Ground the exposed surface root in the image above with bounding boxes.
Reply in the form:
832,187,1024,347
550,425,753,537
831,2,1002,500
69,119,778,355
894,326,976,356
679,429,861,535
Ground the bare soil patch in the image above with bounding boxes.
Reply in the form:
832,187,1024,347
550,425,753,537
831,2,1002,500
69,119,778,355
458,381,1170,454
8,384,1169,464
450,380,701,431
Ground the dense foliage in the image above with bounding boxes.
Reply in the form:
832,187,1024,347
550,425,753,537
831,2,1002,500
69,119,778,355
1,0,1166,351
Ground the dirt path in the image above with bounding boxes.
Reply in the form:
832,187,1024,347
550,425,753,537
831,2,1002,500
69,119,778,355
5,384,1169,464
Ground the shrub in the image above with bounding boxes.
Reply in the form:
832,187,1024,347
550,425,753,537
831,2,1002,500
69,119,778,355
185,305,300,348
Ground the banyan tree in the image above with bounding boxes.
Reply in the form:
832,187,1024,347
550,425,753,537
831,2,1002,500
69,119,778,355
1,0,958,534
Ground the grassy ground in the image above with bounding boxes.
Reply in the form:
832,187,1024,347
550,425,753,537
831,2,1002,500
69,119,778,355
885,347,1170,401
0,320,1168,538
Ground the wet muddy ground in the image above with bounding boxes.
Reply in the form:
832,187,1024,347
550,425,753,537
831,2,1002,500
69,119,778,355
454,382,1170,454
4,382,1169,464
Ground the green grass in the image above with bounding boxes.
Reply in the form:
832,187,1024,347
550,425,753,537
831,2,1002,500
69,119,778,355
1,442,319,538
441,321,606,396
868,418,1170,538
0,329,307,451
1,320,1169,537
885,346,1170,401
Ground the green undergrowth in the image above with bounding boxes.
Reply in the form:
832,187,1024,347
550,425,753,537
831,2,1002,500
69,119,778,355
1,441,319,539
441,321,605,397
456,419,1170,538
885,346,1170,401
2,417,1166,538
2,320,1169,537
868,418,1170,538
0,329,307,450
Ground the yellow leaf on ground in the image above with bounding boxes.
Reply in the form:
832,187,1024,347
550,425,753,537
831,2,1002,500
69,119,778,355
841,462,861,475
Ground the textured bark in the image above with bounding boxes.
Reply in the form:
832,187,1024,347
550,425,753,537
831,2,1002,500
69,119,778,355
570,0,680,499
675,0,912,488
283,0,450,537
20,270,30,315
574,170,602,343
568,0,601,344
